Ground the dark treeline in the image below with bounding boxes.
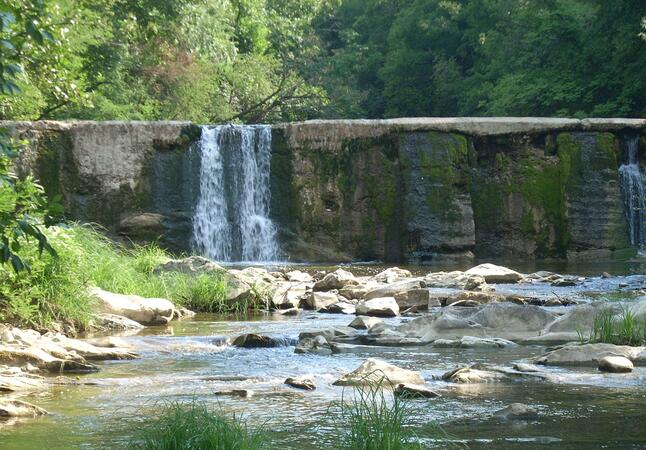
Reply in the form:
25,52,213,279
2,0,646,122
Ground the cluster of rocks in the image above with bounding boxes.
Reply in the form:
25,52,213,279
0,325,137,420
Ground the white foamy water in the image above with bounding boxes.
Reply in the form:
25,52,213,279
192,125,280,262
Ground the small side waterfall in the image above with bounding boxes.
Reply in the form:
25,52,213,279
618,136,645,251
192,125,280,262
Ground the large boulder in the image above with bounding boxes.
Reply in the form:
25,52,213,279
534,343,646,367
334,358,424,386
356,297,399,317
153,256,225,275
314,269,359,291
464,263,523,283
90,287,176,326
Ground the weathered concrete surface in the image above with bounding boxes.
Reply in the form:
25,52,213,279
5,118,644,262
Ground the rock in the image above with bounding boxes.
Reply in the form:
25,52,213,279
524,271,562,282
118,213,165,240
372,267,412,284
0,345,98,374
494,403,538,420
339,285,371,300
441,364,541,384
320,302,356,315
285,270,313,283
90,287,176,326
349,316,384,330
551,278,578,287
330,343,383,353
394,288,431,310
334,358,425,387
222,273,253,305
601,272,612,278
464,263,523,283
232,334,280,348
356,297,399,317
534,343,645,367
445,291,505,306
271,281,308,309
364,279,424,301
214,389,254,398
46,334,138,360
285,376,316,390
304,291,339,311
279,307,300,316
433,336,516,348
424,271,488,290
314,269,359,291
394,383,440,399
0,400,48,418
85,336,133,349
89,313,145,333
294,335,332,355
153,256,225,275
598,356,634,373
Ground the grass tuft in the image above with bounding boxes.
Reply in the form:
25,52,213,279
581,306,646,346
128,400,268,450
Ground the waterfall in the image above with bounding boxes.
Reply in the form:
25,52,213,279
192,125,281,262
618,136,645,251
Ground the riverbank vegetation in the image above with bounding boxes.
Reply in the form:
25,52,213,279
0,224,229,330
580,307,646,347
1,0,645,123
128,401,269,450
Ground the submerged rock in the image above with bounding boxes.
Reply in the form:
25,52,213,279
464,263,523,283
494,403,538,420
285,376,316,390
356,297,399,317
90,287,176,326
333,358,424,387
214,389,254,398
598,356,634,373
0,399,48,418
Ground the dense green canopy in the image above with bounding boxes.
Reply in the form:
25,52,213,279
1,0,645,122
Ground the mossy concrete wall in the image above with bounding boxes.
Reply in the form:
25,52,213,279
4,118,645,262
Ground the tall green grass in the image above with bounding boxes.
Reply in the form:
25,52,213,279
580,306,646,346
128,400,268,450
0,224,232,329
333,377,423,450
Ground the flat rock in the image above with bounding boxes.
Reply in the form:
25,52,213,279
333,358,424,387
285,376,316,390
433,336,516,348
90,287,176,326
494,403,538,420
88,313,145,333
598,355,634,373
424,271,488,290
464,263,523,283
356,297,399,317
364,279,424,301
534,343,646,367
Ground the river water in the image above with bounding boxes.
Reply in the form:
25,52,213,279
1,267,645,449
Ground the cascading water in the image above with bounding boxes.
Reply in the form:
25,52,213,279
192,125,281,262
618,136,645,252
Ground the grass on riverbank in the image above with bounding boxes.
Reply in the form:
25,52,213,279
0,224,230,330
128,401,268,450
579,306,646,346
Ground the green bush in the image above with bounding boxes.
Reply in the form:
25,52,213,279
0,224,232,329
128,400,268,450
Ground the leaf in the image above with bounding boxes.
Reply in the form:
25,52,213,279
26,21,44,45
10,254,24,273
0,40,15,52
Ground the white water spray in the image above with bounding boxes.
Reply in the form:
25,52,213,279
618,136,645,251
192,125,280,262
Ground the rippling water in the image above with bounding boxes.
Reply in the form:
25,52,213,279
1,305,645,449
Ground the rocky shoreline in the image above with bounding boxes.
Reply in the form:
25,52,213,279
1,259,644,427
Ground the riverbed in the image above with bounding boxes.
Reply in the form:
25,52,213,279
1,264,645,449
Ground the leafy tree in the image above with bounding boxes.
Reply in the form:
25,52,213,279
0,0,61,272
